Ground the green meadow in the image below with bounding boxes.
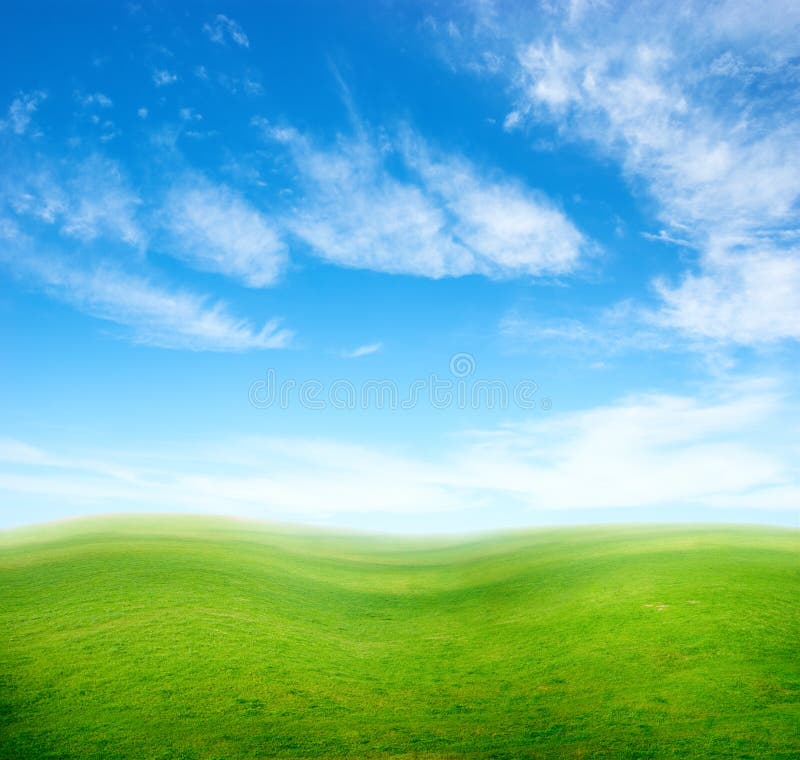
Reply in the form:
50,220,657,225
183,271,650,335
0,516,797,759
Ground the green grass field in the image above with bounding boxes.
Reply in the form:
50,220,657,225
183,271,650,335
0,516,798,759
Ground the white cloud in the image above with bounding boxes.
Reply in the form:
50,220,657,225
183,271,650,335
203,14,250,48
653,240,800,343
509,34,800,239
76,92,113,108
0,91,46,135
0,439,47,465
341,342,383,358
243,77,263,96
446,1,800,345
517,39,579,110
403,132,589,275
0,382,796,524
152,69,178,87
641,230,691,247
255,119,590,279
17,254,291,351
0,436,462,519
5,155,144,247
196,70,263,96
1,156,291,350
446,383,796,512
499,301,676,355
503,110,522,131
137,107,148,119
275,128,474,278
0,216,22,242
164,175,287,287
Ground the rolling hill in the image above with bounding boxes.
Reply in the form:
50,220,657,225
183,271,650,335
1,516,798,758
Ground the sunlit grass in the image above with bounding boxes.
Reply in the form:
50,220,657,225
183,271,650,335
1,516,798,758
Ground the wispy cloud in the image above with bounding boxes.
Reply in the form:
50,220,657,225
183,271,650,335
163,174,287,287
0,91,46,135
1,156,291,351
445,379,798,513
641,230,691,247
255,118,591,279
16,254,291,351
75,91,113,108
152,69,178,87
652,239,800,344
4,154,144,247
509,33,800,237
0,439,47,466
0,380,796,524
0,435,460,521
500,301,676,355
203,14,250,48
341,342,383,358
402,130,590,276
439,1,800,346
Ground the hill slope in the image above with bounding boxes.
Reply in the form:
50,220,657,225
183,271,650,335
1,516,798,758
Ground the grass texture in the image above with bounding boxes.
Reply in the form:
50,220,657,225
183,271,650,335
0,515,798,758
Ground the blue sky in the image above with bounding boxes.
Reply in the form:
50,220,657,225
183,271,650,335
1,0,798,531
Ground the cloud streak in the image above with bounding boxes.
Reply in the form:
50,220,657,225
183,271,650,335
164,175,287,287
152,70,178,87
0,91,46,135
1,151,292,351
18,254,291,351
0,381,795,525
442,0,800,346
341,342,383,358
203,14,250,48
256,119,592,279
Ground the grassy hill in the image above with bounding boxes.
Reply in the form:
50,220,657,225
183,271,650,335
0,516,798,758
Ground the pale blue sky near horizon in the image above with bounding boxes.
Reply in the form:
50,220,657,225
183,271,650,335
1,0,799,531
